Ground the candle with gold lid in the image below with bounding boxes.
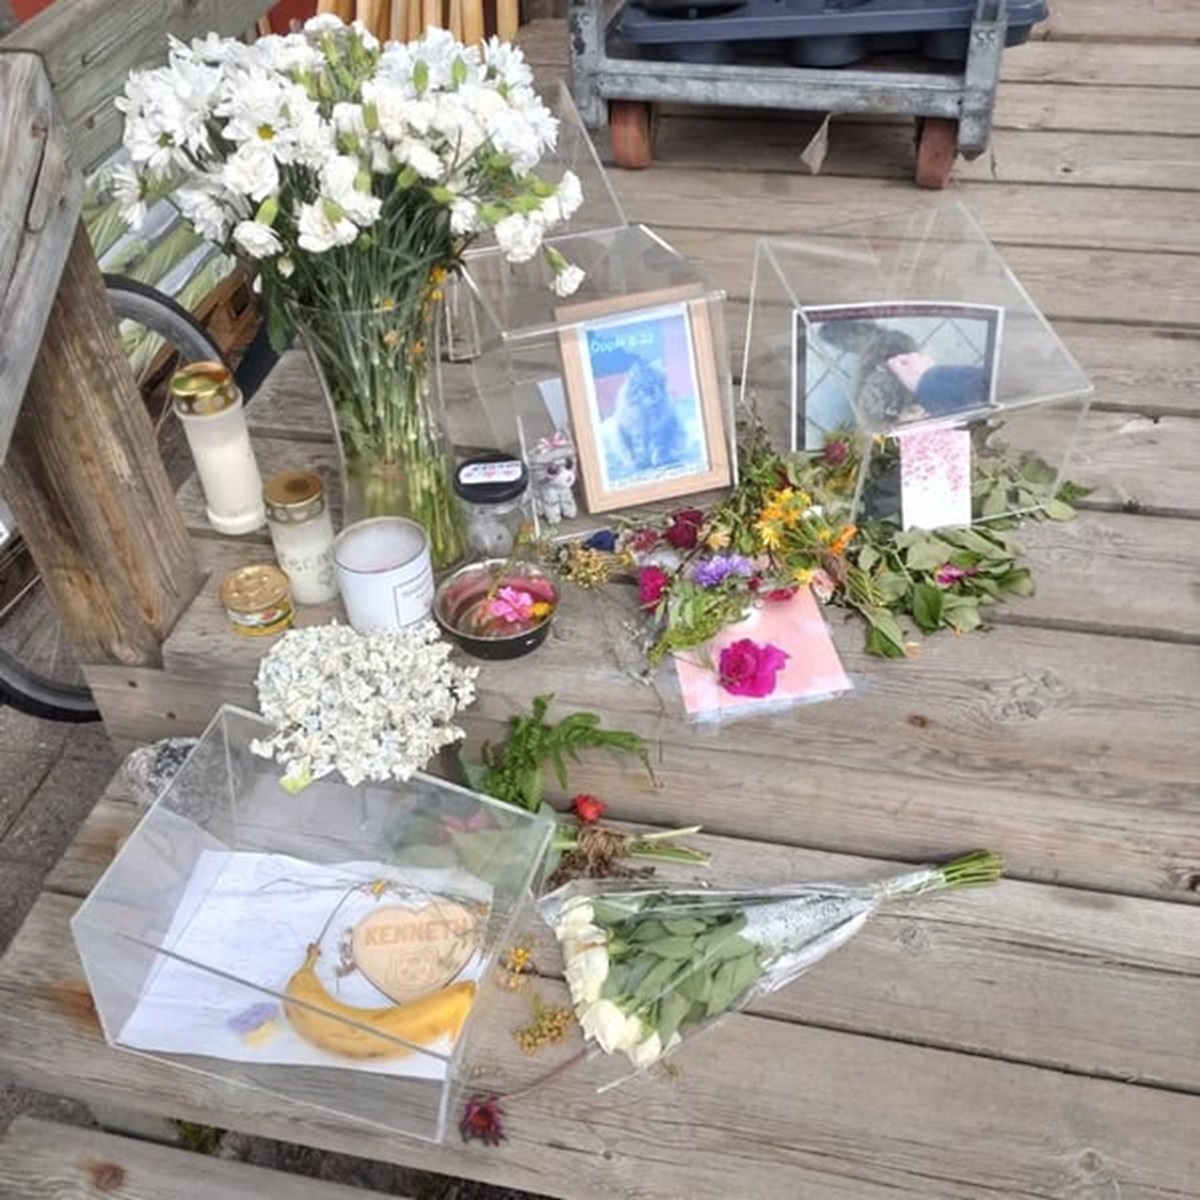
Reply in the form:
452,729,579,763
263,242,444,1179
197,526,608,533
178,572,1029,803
171,361,265,535
263,470,338,605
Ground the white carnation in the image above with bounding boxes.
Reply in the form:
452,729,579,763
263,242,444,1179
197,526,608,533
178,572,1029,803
449,198,481,236
320,155,383,227
551,263,585,298
222,142,279,202
232,218,282,258
297,200,359,253
493,212,544,263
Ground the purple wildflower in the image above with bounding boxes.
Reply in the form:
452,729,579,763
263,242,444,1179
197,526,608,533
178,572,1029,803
691,554,755,588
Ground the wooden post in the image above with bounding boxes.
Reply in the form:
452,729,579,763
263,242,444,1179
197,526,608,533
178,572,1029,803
0,222,201,667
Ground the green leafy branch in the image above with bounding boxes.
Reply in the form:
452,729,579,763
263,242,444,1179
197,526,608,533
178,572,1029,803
478,694,654,813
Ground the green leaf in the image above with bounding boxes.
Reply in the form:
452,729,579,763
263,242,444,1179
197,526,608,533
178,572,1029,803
911,582,945,633
873,571,910,601
635,957,681,1000
943,600,983,633
997,569,1035,597
857,544,880,573
905,539,957,572
656,991,691,1046
1042,498,1077,521
863,607,908,656
644,936,698,960
662,917,709,936
981,485,1010,518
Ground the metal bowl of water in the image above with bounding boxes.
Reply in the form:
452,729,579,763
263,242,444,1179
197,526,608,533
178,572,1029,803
433,560,559,660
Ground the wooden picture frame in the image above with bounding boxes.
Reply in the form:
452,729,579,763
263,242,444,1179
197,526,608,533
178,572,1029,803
556,284,731,513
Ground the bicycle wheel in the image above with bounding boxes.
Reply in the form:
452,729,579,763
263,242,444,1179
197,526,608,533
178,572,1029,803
0,276,232,724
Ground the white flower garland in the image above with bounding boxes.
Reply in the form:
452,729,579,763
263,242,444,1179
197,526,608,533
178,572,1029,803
251,622,478,790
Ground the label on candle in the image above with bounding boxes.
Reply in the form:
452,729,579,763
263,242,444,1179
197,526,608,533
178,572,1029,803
392,558,435,627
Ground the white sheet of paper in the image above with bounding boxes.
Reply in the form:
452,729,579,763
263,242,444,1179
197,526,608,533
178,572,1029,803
898,427,972,531
118,851,489,1080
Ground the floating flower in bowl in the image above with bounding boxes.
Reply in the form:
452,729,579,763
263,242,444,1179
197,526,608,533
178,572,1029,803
434,561,559,660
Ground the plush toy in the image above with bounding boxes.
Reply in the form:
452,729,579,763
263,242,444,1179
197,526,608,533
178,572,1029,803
529,430,579,525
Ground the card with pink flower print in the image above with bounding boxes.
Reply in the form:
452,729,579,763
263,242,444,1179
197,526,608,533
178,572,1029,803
897,426,972,531
674,587,852,721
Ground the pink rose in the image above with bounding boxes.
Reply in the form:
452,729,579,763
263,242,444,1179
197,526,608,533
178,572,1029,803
718,638,789,698
664,508,704,550
639,566,670,610
935,563,977,588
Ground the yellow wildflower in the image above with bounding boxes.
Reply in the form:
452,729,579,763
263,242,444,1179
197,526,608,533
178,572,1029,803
792,566,814,586
530,601,552,620
706,527,731,550
756,521,782,550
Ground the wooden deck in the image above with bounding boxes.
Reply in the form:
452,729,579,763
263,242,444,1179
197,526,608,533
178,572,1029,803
2,0,1199,1195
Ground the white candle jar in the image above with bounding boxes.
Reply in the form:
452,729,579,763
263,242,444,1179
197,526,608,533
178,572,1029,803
263,470,338,605
333,517,434,632
171,362,265,536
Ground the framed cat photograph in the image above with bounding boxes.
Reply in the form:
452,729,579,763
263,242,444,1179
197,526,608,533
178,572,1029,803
556,285,732,513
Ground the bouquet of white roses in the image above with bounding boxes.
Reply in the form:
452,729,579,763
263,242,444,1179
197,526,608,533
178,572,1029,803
542,850,1003,1074
116,17,584,565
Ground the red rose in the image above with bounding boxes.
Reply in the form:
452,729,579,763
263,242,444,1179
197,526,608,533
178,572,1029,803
664,508,704,550
764,586,797,602
573,794,607,824
639,565,670,610
718,638,790,698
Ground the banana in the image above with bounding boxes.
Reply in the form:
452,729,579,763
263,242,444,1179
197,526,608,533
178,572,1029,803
283,944,476,1060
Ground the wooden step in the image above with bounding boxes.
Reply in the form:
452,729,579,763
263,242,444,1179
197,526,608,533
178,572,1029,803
0,1115,409,1200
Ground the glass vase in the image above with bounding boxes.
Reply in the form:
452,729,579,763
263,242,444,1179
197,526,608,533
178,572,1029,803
289,299,466,570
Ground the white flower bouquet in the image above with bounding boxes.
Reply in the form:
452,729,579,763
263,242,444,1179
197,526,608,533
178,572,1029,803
116,17,584,566
252,621,479,790
542,851,1003,1074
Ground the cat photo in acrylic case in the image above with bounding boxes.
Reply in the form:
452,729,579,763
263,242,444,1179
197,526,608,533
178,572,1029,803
556,285,731,513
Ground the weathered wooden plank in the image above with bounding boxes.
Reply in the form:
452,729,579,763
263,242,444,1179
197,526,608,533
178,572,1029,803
2,892,1198,1199
0,53,83,463
647,115,1200,191
1038,0,1197,42
45,792,1200,1093
0,0,272,173
0,1115,411,1200
0,223,201,666
1055,322,1200,417
1000,40,1200,88
611,172,1200,255
995,84,1200,137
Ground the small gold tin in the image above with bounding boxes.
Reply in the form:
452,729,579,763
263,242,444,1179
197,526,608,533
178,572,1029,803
263,470,327,525
220,564,294,637
170,361,240,417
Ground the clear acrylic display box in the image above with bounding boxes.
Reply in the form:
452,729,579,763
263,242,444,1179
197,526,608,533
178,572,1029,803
453,223,737,537
742,203,1094,528
71,706,554,1143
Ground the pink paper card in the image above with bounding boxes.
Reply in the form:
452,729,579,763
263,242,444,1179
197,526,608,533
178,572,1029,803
897,427,972,531
673,587,852,721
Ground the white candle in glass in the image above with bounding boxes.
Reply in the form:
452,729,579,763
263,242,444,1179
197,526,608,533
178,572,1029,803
263,470,339,605
171,362,265,536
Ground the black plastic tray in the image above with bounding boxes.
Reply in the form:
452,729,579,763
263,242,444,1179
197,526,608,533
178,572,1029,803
619,0,1048,67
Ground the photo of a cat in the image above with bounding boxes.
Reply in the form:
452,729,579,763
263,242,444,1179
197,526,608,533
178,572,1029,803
556,286,731,513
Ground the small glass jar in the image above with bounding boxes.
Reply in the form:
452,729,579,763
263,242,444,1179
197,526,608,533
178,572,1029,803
453,454,531,560
220,564,294,637
171,362,266,536
263,470,339,605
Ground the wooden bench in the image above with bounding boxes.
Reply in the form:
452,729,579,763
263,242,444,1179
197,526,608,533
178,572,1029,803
0,1115,410,1199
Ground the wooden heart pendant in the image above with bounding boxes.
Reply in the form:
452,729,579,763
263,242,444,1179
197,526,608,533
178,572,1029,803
351,899,481,1003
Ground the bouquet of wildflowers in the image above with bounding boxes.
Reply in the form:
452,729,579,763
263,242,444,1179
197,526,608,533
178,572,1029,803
116,18,584,565
542,850,1002,1072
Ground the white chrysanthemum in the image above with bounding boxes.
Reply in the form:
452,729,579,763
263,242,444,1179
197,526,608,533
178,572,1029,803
175,184,236,243
297,198,359,252
232,218,282,258
252,622,478,788
110,162,149,231
493,212,544,263
253,32,326,74
481,37,534,89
